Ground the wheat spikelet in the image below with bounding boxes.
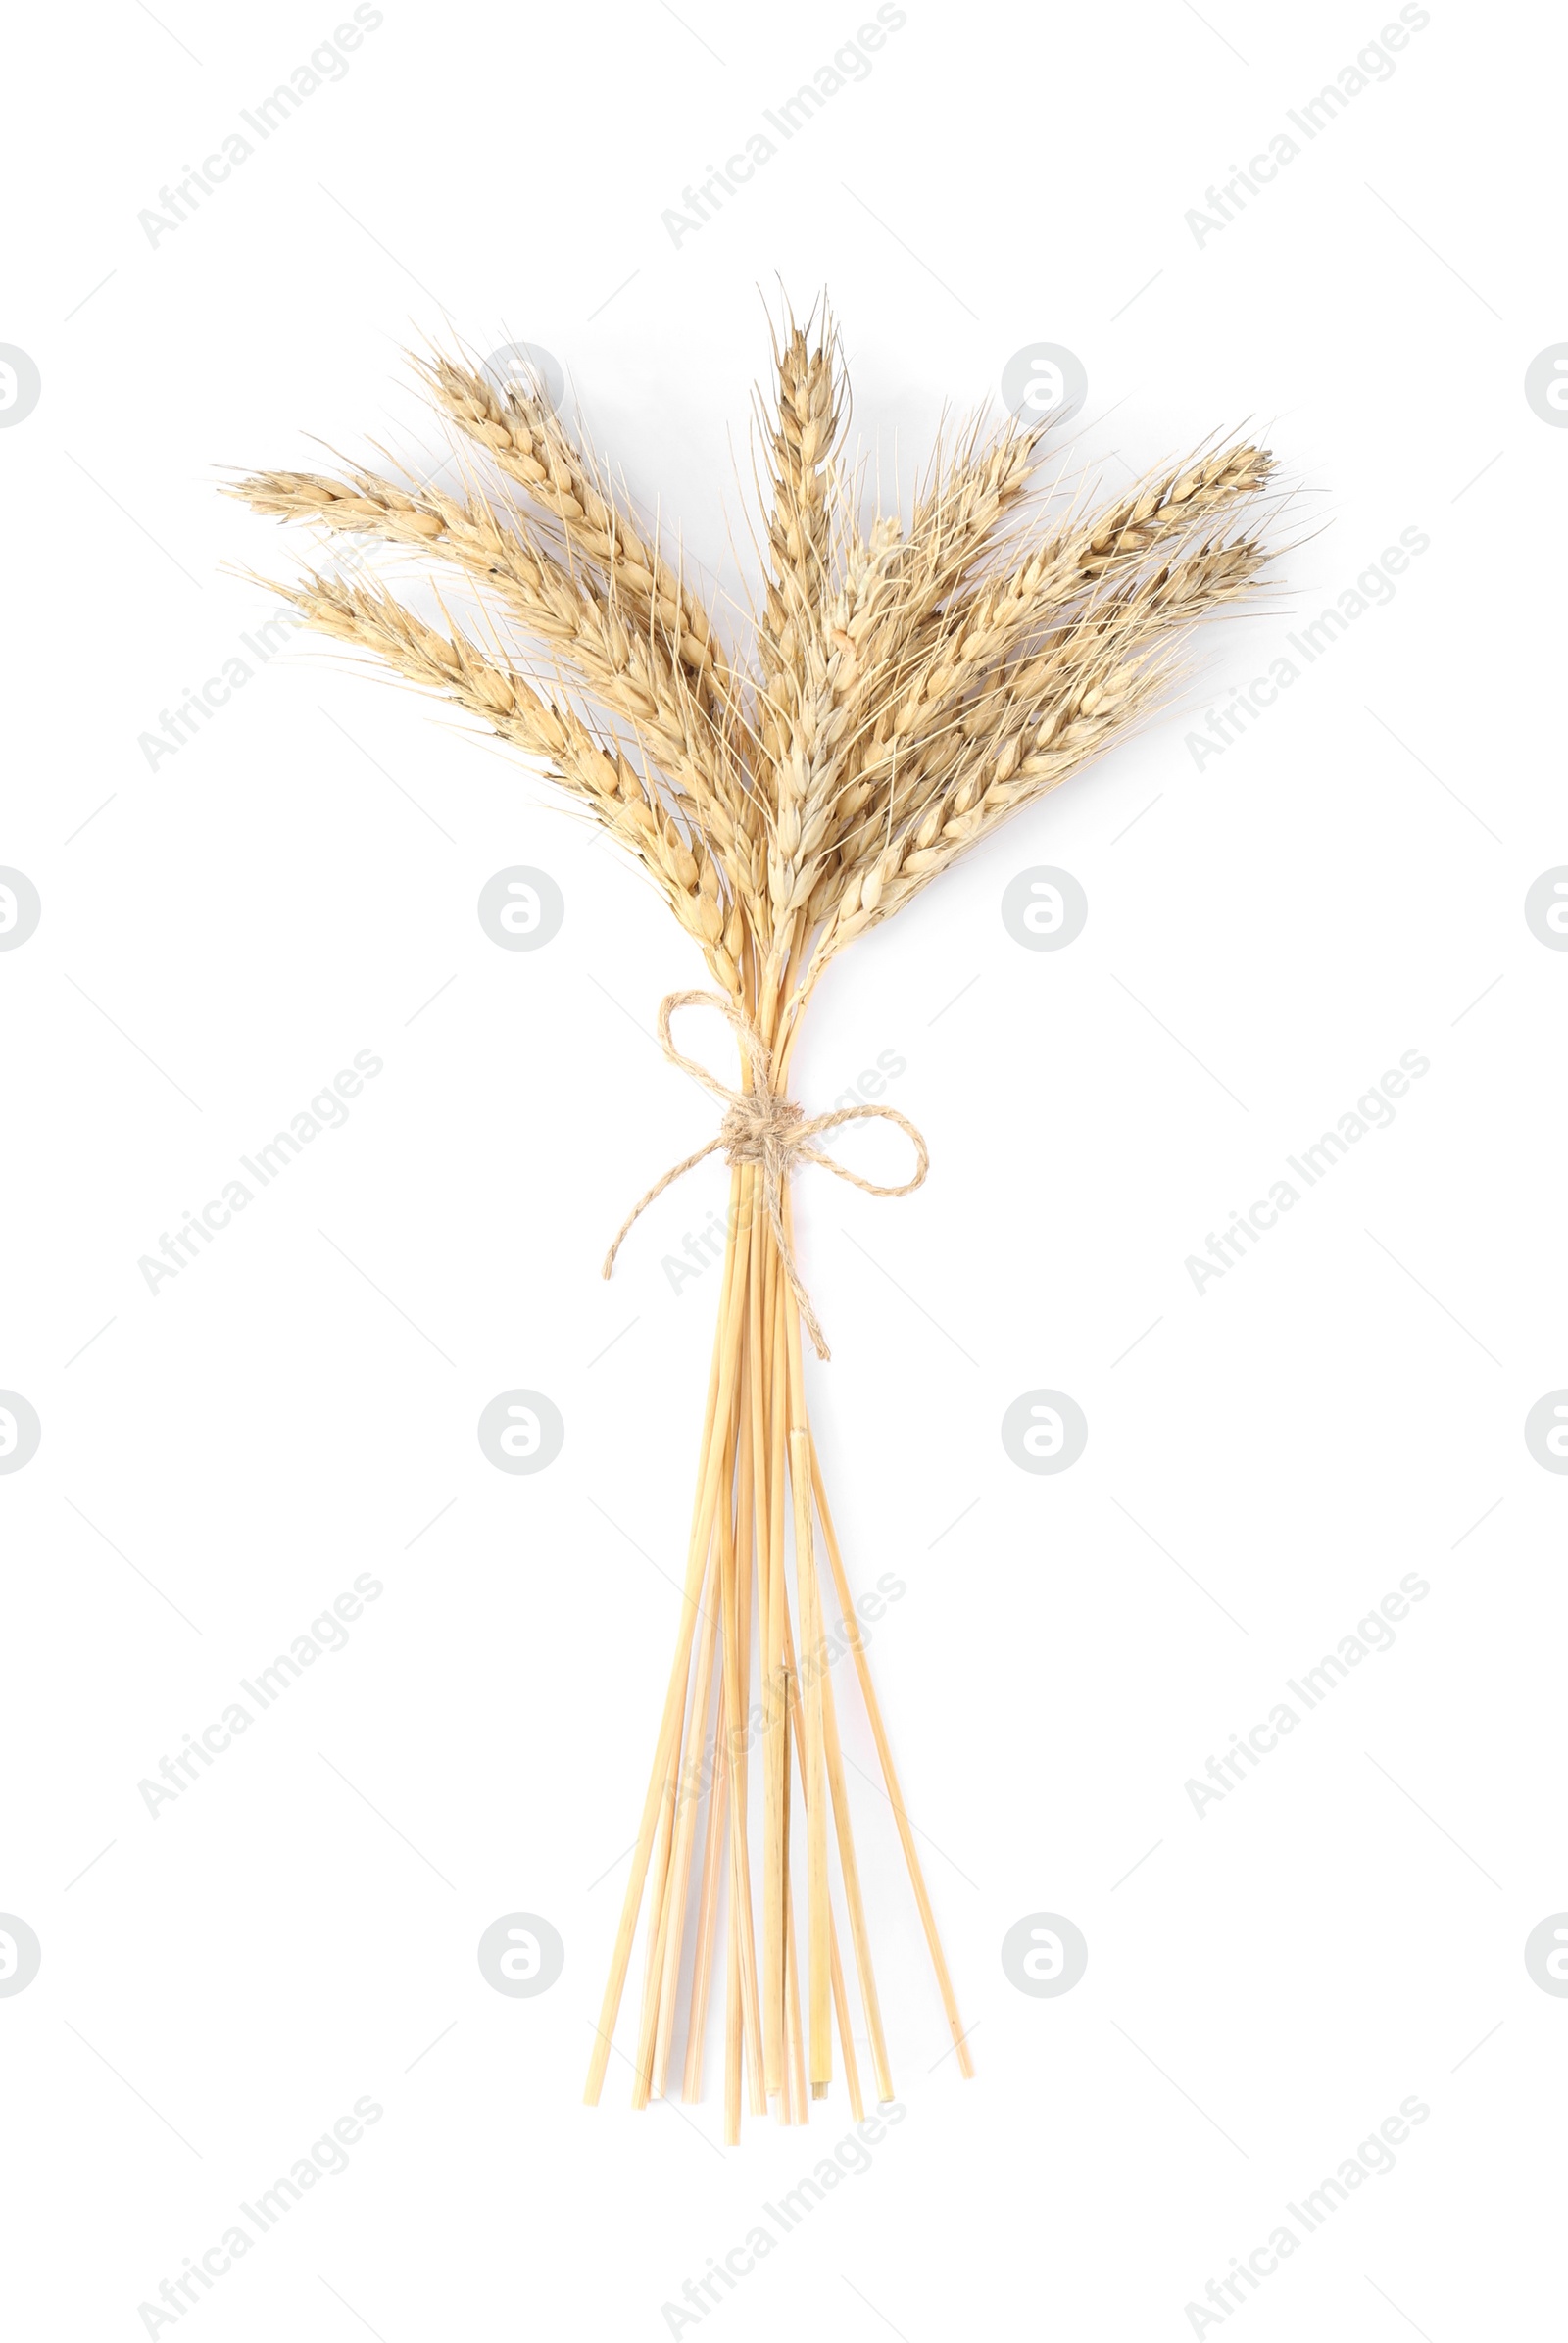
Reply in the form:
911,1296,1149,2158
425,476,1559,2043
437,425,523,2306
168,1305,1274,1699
230,464,751,880
262,565,738,986
417,350,730,702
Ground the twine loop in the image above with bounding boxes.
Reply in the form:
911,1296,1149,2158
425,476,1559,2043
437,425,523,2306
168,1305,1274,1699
602,989,929,1361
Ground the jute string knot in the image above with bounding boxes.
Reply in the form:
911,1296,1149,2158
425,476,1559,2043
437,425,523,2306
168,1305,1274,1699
603,989,929,1361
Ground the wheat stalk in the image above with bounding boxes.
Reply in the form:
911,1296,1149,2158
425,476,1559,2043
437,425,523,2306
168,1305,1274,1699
231,298,1285,2140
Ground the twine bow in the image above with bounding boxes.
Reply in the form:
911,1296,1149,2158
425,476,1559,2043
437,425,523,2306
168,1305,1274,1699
603,989,929,1361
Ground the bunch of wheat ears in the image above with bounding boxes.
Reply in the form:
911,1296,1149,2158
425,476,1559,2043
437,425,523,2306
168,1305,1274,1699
234,298,1279,2139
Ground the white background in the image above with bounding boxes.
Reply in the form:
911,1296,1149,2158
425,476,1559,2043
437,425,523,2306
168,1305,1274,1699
4,0,1564,2336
